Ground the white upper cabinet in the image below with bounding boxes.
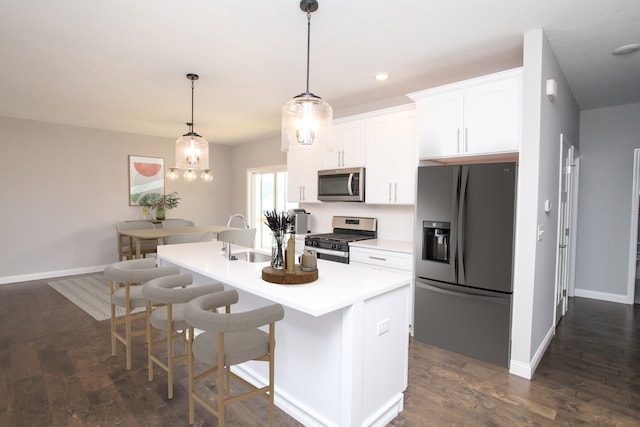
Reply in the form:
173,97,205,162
365,106,416,205
322,119,366,169
409,68,522,161
287,144,321,203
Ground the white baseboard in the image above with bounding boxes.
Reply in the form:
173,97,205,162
509,324,555,380
574,288,632,304
0,265,108,285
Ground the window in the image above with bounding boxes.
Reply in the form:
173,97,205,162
247,165,297,250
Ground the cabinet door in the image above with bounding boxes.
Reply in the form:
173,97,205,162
324,120,366,169
366,110,416,204
365,115,395,204
393,110,417,204
287,145,320,202
463,77,520,154
415,91,463,159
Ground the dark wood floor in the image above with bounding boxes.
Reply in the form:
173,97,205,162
1,278,639,426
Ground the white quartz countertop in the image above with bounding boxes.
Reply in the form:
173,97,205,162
156,241,411,317
350,239,414,254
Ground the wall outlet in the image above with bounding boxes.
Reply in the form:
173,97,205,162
377,319,390,336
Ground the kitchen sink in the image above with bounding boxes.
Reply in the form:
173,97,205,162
230,250,271,263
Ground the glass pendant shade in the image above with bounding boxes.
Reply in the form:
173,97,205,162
183,169,197,182
282,93,332,152
201,169,213,182
166,168,180,180
175,131,209,171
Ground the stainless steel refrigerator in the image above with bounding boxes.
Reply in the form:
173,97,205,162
414,162,516,367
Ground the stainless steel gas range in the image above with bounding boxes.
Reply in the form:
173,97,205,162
304,216,377,264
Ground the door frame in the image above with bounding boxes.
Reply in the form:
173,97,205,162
567,153,579,298
626,149,640,303
554,134,574,324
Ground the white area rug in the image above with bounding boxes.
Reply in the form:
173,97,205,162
47,274,144,321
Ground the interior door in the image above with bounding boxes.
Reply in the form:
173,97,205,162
555,135,574,324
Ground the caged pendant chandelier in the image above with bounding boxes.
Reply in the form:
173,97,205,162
281,0,332,152
167,73,213,182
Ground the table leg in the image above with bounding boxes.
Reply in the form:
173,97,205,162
128,236,134,259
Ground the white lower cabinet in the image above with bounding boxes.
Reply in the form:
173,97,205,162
351,244,414,338
350,246,412,272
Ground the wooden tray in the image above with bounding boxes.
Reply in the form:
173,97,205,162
262,265,318,285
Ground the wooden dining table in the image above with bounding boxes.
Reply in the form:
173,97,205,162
118,225,240,259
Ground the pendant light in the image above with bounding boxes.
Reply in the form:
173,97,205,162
281,0,332,152
168,73,212,182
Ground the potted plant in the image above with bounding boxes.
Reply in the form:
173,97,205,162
139,191,180,220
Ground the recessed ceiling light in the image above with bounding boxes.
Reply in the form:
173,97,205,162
375,72,390,81
612,43,640,56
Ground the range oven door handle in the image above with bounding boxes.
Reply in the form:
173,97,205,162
305,246,349,258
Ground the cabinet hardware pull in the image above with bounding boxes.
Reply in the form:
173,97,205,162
395,183,398,202
369,256,386,261
389,183,392,202
464,127,468,152
457,128,460,153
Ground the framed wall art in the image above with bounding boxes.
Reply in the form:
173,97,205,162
128,155,164,206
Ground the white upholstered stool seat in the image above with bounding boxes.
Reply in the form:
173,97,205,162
104,258,180,370
143,273,224,399
184,290,284,426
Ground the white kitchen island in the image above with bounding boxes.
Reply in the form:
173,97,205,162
157,241,411,427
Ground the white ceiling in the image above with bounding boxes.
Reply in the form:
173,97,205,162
1,0,639,145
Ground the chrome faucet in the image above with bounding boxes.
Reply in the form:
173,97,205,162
223,214,249,251
226,213,249,229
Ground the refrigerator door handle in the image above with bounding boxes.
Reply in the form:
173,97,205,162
416,280,508,305
457,166,469,284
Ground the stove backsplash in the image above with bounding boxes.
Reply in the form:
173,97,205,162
299,203,413,242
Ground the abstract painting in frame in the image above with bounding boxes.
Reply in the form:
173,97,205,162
129,155,164,206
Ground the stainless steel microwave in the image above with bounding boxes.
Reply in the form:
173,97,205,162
317,167,365,202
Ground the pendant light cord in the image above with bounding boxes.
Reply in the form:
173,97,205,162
190,79,195,132
305,10,311,95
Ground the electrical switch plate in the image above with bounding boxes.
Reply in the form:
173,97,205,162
537,225,544,241
377,319,390,336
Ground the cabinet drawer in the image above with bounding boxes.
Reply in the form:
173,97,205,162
350,247,412,271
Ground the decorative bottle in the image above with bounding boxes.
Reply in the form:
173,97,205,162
286,233,296,273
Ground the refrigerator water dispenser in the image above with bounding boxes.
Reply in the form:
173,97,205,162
423,221,450,263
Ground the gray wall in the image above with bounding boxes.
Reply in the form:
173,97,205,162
510,29,580,378
228,134,287,219
575,102,640,302
0,116,231,283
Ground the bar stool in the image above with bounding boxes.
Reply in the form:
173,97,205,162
104,258,180,370
184,290,284,426
143,273,224,399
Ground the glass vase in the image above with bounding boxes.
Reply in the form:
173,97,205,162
271,233,285,270
155,207,166,220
